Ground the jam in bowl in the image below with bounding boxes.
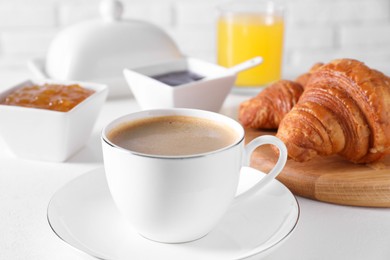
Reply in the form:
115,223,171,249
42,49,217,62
0,79,108,162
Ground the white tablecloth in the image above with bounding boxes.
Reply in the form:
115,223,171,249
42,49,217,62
1,91,389,260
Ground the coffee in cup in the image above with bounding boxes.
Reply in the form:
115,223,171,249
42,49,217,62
102,108,287,243
106,115,238,156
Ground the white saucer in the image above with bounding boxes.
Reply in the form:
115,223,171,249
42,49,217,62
47,167,299,260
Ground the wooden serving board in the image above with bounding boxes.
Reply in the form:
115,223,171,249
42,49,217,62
245,129,390,207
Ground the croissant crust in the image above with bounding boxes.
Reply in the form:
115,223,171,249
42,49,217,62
239,63,323,130
239,80,304,129
276,59,390,163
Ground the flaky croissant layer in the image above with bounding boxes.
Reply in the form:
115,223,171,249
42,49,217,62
239,80,304,129
239,63,323,130
276,59,390,163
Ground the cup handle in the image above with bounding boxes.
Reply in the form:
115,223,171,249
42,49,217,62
233,135,288,205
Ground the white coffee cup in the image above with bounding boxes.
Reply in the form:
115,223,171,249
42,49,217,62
102,108,287,243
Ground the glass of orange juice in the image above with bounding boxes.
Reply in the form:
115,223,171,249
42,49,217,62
217,0,285,92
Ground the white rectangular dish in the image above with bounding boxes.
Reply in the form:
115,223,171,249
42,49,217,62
0,79,108,162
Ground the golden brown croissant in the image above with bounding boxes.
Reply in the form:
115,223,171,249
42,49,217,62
239,80,304,129
239,63,323,129
276,59,390,163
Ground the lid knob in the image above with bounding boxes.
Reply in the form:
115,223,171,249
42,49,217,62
100,0,123,22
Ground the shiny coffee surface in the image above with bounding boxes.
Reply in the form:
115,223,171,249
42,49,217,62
107,115,238,156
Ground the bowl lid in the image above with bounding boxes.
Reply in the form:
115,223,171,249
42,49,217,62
46,0,183,81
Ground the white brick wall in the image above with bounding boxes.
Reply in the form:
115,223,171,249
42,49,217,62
0,3,57,28
287,0,390,24
0,0,389,79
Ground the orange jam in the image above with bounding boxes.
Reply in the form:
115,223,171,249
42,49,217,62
0,84,95,112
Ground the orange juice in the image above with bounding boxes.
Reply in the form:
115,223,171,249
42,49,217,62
217,13,284,87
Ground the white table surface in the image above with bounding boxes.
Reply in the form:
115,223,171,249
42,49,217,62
1,85,390,260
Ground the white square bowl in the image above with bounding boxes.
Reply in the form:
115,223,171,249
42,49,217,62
0,79,108,162
123,58,237,112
